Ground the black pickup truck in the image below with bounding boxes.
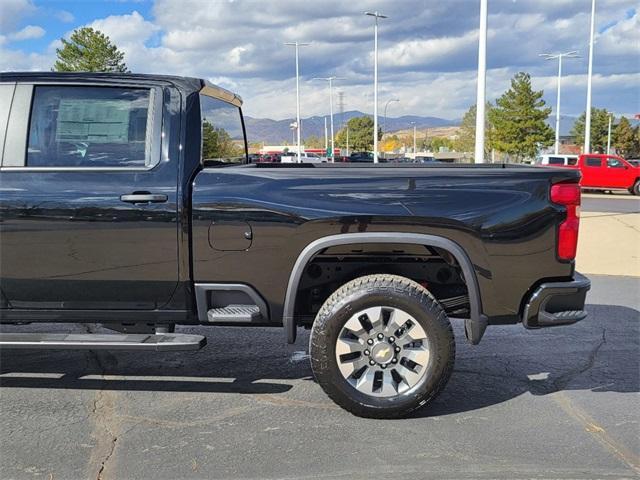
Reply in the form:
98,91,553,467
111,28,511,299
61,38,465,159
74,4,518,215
0,72,590,418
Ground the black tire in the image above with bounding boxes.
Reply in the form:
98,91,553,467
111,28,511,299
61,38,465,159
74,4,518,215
631,180,640,196
309,274,455,418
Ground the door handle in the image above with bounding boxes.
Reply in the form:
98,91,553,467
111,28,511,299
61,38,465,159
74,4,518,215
120,193,168,204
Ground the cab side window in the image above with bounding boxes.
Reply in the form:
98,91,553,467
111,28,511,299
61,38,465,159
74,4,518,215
585,157,602,167
199,94,246,165
607,158,624,168
27,86,152,168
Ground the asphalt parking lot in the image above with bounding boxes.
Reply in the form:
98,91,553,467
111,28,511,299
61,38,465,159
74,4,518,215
1,272,638,480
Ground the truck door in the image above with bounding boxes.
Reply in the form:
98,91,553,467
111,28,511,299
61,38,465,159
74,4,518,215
604,156,631,188
0,82,179,310
581,156,603,187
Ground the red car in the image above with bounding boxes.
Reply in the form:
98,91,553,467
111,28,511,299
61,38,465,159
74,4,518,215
543,154,640,195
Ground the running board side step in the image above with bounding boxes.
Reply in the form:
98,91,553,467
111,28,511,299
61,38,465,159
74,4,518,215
0,333,206,351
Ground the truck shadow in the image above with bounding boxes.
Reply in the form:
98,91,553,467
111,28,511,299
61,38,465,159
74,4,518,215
0,303,637,415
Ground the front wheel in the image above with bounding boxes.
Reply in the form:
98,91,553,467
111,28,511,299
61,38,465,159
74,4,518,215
309,274,455,418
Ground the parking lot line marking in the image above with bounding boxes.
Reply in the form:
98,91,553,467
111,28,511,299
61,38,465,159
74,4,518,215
553,391,640,475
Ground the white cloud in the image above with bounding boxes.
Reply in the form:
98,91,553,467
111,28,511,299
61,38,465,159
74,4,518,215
55,10,75,23
0,0,35,33
9,25,45,41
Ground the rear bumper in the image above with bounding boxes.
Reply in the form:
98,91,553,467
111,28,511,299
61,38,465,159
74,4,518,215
522,272,591,329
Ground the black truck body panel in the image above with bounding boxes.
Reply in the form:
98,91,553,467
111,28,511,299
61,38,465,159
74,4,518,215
0,72,586,344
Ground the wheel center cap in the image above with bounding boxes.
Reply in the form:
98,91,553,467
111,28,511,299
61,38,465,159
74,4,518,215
371,342,394,364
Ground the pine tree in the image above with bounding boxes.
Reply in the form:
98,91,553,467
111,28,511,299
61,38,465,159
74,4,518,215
54,27,129,73
454,103,494,154
613,116,639,158
571,108,612,153
488,72,554,161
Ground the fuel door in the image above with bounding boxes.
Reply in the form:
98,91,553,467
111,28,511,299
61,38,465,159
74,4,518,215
208,220,253,251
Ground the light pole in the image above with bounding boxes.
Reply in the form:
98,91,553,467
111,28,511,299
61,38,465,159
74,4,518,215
365,11,387,163
539,51,580,155
284,42,310,163
607,113,613,154
584,0,596,153
314,76,342,160
346,126,349,157
324,117,328,155
383,98,399,134
411,122,417,155
474,0,488,163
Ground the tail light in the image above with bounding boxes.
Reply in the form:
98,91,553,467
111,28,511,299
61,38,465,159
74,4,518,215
551,183,581,261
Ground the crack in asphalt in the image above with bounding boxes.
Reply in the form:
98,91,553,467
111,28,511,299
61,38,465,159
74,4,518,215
534,328,607,395
83,325,120,480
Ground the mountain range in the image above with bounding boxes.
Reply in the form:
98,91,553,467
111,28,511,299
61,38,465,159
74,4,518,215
244,110,457,144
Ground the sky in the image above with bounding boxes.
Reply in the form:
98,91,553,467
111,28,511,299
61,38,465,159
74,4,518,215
0,0,638,121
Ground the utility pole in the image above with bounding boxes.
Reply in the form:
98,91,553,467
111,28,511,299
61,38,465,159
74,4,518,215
607,113,613,154
539,51,580,154
474,0,487,163
314,76,343,160
284,41,310,163
365,11,387,163
584,0,596,153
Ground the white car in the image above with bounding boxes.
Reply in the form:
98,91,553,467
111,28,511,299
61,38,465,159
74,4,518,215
535,154,578,167
281,152,328,163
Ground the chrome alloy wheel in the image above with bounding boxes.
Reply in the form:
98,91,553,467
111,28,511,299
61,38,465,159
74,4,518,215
335,306,431,397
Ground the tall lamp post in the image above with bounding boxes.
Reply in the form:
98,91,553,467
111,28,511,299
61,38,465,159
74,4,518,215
411,122,417,155
606,113,613,154
584,0,596,153
314,76,342,160
383,98,399,134
539,51,580,155
365,11,387,163
474,0,487,163
284,41,310,163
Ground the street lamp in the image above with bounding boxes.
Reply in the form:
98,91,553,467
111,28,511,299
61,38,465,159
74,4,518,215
474,0,487,163
539,51,580,155
584,0,596,153
383,98,399,134
365,11,387,163
284,41,310,163
607,112,613,154
313,76,343,160
411,122,417,155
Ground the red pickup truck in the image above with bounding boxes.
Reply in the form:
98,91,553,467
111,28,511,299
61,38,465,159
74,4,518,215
552,154,640,195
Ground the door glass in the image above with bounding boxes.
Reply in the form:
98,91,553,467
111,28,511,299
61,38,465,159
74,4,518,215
27,86,152,168
585,157,602,167
199,94,246,164
607,158,624,168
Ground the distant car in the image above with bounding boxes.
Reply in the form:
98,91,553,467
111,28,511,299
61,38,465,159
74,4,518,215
627,159,640,168
247,153,261,163
535,154,579,167
281,151,328,163
258,154,280,163
414,155,438,163
348,152,389,163
348,152,374,162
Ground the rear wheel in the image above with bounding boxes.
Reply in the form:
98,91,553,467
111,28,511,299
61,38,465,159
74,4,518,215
630,180,640,196
309,274,455,418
